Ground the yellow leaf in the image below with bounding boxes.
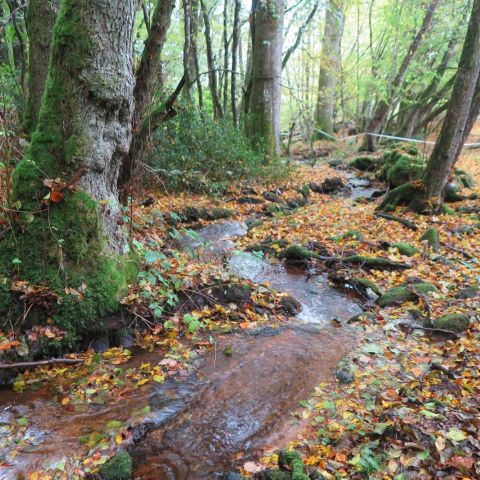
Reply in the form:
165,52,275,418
153,374,165,383
61,397,70,406
115,434,123,445
136,378,150,387
435,436,446,451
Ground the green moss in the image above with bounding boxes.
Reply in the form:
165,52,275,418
341,229,364,241
246,239,288,255
349,156,376,171
441,204,455,215
344,255,408,270
0,191,137,343
385,155,424,188
208,207,233,220
434,313,470,333
278,451,309,480
350,277,382,296
391,242,418,257
455,169,475,189
420,228,440,252
378,283,438,307
279,244,320,261
98,451,132,480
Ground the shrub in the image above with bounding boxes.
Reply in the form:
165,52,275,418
148,108,287,193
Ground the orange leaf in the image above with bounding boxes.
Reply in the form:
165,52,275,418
50,190,64,203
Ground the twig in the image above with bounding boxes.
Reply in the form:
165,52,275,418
0,358,84,370
398,322,459,340
441,242,473,259
419,362,456,380
375,211,418,230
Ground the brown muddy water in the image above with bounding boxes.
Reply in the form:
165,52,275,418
0,219,361,479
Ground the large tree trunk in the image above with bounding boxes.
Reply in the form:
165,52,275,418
314,0,345,141
379,0,480,214
200,0,223,119
119,0,175,191
24,0,59,134
245,0,285,160
1,0,138,339
360,0,440,151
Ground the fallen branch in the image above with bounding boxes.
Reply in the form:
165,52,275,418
441,242,474,259
0,358,84,370
398,322,459,340
419,362,457,380
375,211,418,231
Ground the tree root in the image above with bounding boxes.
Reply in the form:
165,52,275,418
0,358,84,370
375,211,418,230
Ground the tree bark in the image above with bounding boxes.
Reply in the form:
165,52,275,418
200,0,223,119
360,0,440,151
245,0,285,160
314,0,345,140
5,0,27,97
222,0,229,114
380,0,480,213
1,0,138,337
24,0,59,135
119,0,175,191
231,0,241,127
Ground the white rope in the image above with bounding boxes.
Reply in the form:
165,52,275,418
336,132,480,149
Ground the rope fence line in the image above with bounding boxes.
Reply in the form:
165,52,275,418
336,131,480,149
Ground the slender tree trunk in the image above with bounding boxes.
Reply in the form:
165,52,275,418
119,0,176,192
241,0,257,116
24,0,59,134
380,0,480,213
182,0,193,100
5,0,27,98
398,35,457,137
231,0,241,127
190,0,203,108
222,0,229,114
245,0,285,160
200,0,223,119
314,0,345,140
360,0,440,151
282,0,319,70
1,0,138,337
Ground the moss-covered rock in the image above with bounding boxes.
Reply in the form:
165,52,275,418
385,155,424,188
455,285,479,299
340,230,364,241
350,277,382,296
246,239,289,255
98,451,132,480
391,242,418,257
279,245,320,261
208,207,233,220
455,169,475,189
349,156,376,171
434,313,470,333
378,283,438,307
419,228,440,252
344,255,410,270
279,295,302,316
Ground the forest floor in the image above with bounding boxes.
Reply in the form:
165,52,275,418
1,135,480,480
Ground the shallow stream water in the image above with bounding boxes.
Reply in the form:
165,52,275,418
0,195,362,479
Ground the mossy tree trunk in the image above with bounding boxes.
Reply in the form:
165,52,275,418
379,0,480,214
1,0,138,341
119,0,176,192
23,0,59,135
313,0,345,141
360,0,440,152
244,0,285,161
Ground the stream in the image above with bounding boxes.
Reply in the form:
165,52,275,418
0,184,364,479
